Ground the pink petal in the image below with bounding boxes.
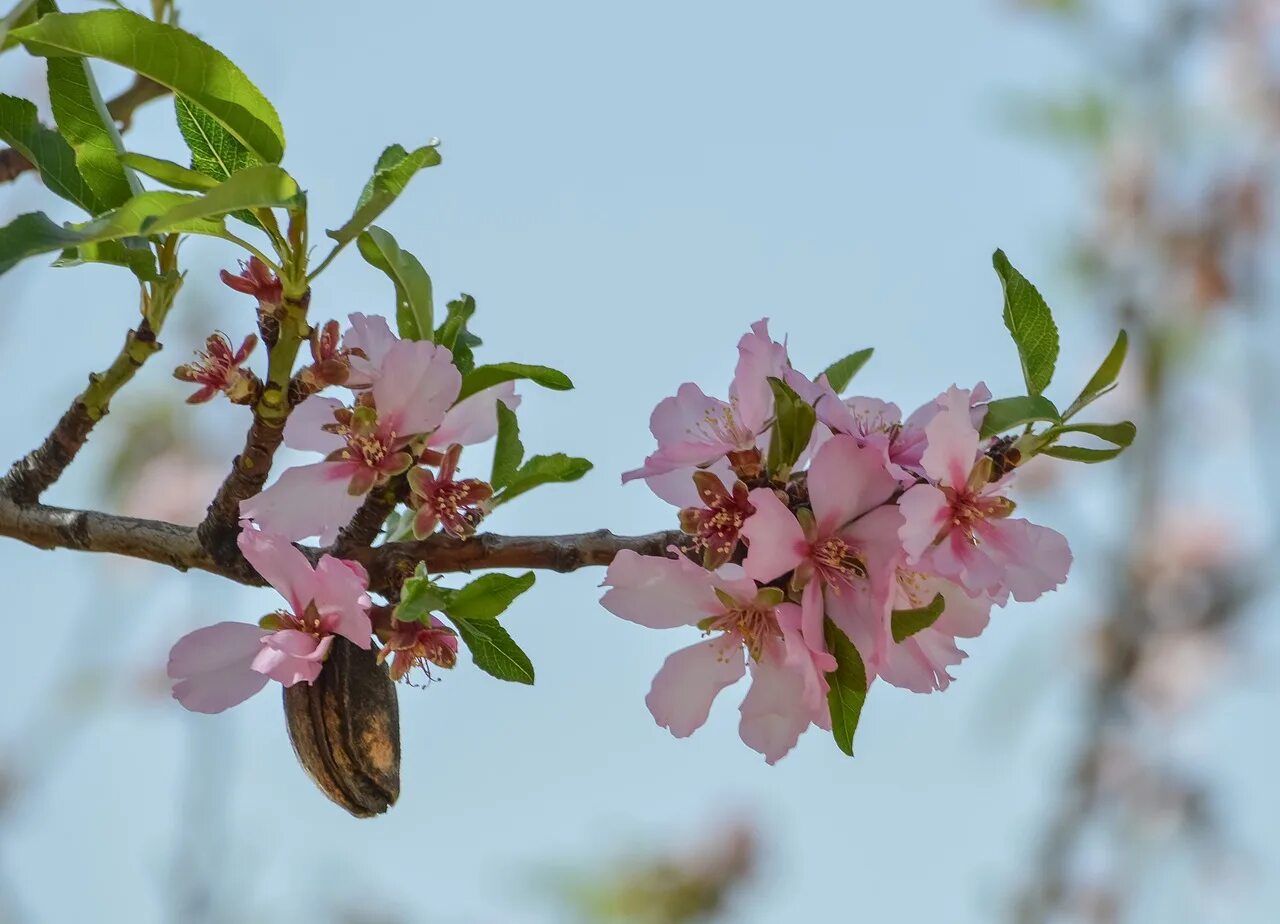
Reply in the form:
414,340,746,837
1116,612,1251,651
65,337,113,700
236,525,318,614
600,550,726,629
730,319,789,433
878,631,966,693
343,312,397,388
740,487,808,583
897,484,950,562
737,638,813,764
372,340,462,437
283,395,345,454
645,634,745,738
978,518,1072,603
919,386,980,487
312,554,374,646
167,621,271,714
806,435,897,536
252,630,332,686
429,383,521,448
799,579,826,654
637,456,736,508
240,461,365,544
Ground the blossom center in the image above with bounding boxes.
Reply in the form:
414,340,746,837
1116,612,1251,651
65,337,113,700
811,536,867,589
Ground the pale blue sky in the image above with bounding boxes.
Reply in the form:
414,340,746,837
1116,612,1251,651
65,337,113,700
1,2,1277,922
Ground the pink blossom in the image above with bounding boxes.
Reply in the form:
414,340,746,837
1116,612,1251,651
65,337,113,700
240,339,462,541
600,550,833,763
740,435,902,668
897,386,1071,603
621,320,793,505
342,312,397,389
220,256,282,310
167,526,373,713
377,616,459,682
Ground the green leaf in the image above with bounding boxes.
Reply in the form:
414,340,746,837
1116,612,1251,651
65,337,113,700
1038,420,1136,463
493,454,593,506
139,164,301,233
393,562,450,625
434,295,481,374
174,94,261,181
0,0,38,54
821,348,874,394
1065,329,1128,418
823,617,868,757
447,613,535,684
1040,444,1126,463
14,11,285,163
53,238,154,279
979,395,1061,438
0,190,218,276
457,362,573,403
491,401,524,490
890,593,946,643
120,152,217,191
765,377,817,474
325,142,441,246
45,49,136,209
993,249,1059,397
356,226,433,340
0,93,98,212
446,572,535,622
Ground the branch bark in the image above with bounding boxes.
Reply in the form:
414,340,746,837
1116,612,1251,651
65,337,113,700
0,493,681,596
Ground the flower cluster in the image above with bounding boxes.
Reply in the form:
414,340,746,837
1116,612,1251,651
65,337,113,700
239,312,517,543
602,320,1073,763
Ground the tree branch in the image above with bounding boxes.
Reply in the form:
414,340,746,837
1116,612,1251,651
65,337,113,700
0,76,169,186
0,494,680,595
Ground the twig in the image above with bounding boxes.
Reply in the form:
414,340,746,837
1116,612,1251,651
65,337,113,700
0,319,160,503
0,492,682,595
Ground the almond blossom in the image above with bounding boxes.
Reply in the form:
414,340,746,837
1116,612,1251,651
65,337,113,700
898,385,1072,603
174,332,258,405
240,338,461,542
740,435,903,665
879,569,994,693
600,550,833,764
621,319,792,506
167,526,373,714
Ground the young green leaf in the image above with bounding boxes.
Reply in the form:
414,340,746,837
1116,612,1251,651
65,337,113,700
978,395,1061,438
491,401,524,490
1040,444,1126,463
493,454,593,506
821,348,874,394
434,294,481,373
824,617,868,757
1064,329,1128,419
0,0,39,55
14,11,286,163
0,94,98,212
45,49,136,209
53,238,154,280
457,362,573,403
447,613,535,684
890,593,946,643
139,164,301,233
325,142,441,247
765,377,817,474
356,226,433,340
393,562,450,626
0,190,219,276
120,152,217,191
174,94,261,181
993,249,1060,397
445,572,535,622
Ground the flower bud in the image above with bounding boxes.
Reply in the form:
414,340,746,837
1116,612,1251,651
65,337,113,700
282,637,400,817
